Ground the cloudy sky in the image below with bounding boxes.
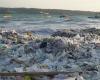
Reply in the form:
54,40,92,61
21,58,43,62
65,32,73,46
0,0,100,12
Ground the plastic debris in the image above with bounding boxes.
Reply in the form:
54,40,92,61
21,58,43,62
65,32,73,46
0,28,99,80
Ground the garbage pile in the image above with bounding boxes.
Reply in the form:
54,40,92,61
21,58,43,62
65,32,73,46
0,28,100,79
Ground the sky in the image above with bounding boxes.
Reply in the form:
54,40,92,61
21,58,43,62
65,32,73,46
0,0,100,12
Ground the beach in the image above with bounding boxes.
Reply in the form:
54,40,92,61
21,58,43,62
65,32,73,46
0,8,100,80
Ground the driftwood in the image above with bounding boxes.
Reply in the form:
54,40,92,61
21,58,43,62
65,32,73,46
0,71,80,76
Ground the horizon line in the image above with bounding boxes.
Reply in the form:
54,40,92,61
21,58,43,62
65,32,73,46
0,7,100,13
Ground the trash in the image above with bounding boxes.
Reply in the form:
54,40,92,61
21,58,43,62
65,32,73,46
75,72,85,80
0,28,99,80
16,76,24,80
24,75,32,80
14,67,24,72
0,35,2,39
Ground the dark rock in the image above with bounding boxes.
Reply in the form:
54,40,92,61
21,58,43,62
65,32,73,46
44,39,66,53
59,15,66,18
81,63,99,71
40,41,47,48
81,28,100,35
52,31,77,38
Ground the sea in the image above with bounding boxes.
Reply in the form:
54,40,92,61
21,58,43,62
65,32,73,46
0,8,100,34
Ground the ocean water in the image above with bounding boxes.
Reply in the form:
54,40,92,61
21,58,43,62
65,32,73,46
0,10,100,34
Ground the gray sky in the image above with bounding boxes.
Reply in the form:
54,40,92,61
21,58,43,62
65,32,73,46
0,0,100,12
